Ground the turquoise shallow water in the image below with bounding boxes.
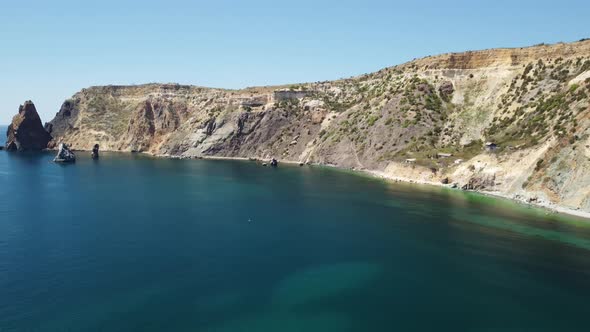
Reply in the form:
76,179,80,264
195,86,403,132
1,149,590,331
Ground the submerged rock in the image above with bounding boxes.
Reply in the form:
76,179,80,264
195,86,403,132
91,144,100,159
5,101,52,151
54,143,76,163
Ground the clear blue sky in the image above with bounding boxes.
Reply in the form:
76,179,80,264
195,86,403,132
0,0,588,124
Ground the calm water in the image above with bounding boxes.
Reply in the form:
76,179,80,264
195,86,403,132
1,150,590,332
1,125,7,145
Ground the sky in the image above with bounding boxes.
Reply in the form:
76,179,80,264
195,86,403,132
0,0,588,124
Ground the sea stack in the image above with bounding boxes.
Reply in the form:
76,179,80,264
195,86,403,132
54,143,76,163
91,144,100,159
5,101,52,151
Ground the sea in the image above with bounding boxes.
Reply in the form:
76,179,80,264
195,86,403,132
1,147,590,331
1,125,6,145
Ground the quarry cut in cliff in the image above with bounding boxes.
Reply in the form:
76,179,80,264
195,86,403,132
46,40,590,214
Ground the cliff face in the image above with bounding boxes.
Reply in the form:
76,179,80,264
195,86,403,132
6,101,52,151
47,40,590,213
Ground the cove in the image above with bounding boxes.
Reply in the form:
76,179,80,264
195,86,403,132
1,150,590,331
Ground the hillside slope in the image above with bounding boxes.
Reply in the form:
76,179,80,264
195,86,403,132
47,40,590,213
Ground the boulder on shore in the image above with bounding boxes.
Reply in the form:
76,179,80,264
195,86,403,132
54,143,76,163
5,101,52,151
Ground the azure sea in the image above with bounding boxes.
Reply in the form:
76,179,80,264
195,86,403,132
1,146,590,331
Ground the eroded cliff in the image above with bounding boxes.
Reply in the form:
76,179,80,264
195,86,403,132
6,101,52,151
47,40,590,213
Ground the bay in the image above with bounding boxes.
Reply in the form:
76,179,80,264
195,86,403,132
1,150,590,331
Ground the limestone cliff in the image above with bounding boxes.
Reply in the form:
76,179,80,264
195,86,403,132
47,40,590,213
6,101,52,151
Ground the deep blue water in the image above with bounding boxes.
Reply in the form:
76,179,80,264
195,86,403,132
1,125,7,145
1,150,590,331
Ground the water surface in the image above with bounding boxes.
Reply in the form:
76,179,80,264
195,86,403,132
1,125,7,145
1,150,590,331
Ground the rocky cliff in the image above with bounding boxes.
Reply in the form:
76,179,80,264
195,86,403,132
6,101,52,151
47,40,590,214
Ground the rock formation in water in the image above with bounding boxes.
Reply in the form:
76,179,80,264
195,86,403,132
5,101,52,151
46,40,590,213
91,144,99,159
53,143,76,163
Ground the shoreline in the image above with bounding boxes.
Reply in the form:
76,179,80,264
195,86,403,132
361,169,590,221
197,154,590,221
28,148,590,221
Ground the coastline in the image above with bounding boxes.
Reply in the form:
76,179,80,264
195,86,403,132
37,148,590,221
361,169,590,221
199,155,590,221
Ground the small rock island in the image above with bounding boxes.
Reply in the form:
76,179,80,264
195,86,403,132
5,101,52,151
54,143,76,163
92,144,100,159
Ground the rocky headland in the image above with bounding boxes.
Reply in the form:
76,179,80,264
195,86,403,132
9,40,590,216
